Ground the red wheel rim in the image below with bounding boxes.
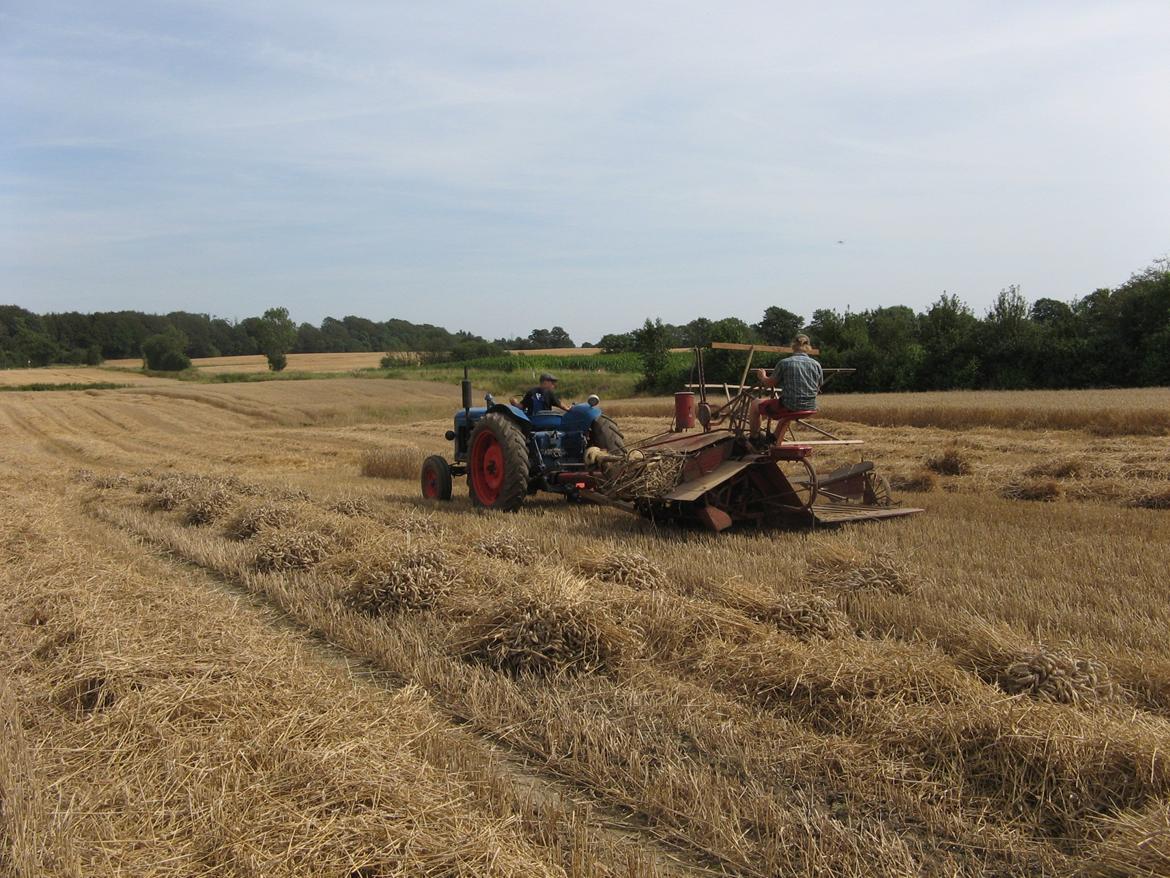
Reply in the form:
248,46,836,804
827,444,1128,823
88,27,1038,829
422,464,440,498
471,430,505,504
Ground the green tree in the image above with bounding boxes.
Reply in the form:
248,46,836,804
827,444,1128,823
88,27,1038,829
981,286,1038,388
703,317,757,383
1029,298,1073,327
597,332,635,353
527,327,575,349
253,307,297,372
754,306,805,346
682,317,713,348
1141,318,1170,384
919,294,980,389
17,328,61,367
141,327,191,371
633,318,671,392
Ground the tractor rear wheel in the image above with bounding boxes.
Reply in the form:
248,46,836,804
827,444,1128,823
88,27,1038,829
468,413,529,511
589,415,625,454
420,455,453,501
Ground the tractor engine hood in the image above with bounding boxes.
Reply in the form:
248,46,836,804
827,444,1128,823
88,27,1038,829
456,402,602,433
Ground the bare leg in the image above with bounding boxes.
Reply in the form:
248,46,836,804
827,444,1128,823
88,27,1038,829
749,399,761,437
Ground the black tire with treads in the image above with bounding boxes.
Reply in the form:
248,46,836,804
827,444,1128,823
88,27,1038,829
420,455,453,501
589,415,625,454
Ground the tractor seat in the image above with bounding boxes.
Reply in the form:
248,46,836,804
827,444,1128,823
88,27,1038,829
758,399,814,421
759,403,816,431
759,404,816,449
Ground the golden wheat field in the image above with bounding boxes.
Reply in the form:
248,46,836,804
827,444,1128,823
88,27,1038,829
103,351,397,373
3,375,1170,877
0,366,179,387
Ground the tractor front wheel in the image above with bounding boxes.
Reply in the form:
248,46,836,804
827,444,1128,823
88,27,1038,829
420,455,453,501
468,413,529,511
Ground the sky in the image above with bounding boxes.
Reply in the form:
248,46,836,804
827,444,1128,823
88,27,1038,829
2,1,1169,343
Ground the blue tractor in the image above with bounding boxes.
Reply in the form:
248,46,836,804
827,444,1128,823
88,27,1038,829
420,370,625,511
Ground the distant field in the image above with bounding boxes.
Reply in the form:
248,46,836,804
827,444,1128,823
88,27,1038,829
508,347,698,355
608,386,1170,436
821,386,1170,435
104,351,394,373
511,347,603,356
0,365,175,386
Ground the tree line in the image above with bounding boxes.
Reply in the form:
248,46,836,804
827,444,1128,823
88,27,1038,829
616,260,1170,392
0,305,590,371
3,259,1166,389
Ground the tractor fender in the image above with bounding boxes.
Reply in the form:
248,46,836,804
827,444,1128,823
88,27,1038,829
486,403,532,430
560,402,603,433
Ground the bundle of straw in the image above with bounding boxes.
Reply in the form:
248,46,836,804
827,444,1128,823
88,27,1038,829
344,548,456,616
598,450,687,500
390,508,444,536
139,472,237,512
1000,479,1062,502
925,446,972,476
705,579,851,641
763,592,853,641
473,532,536,564
806,545,918,595
254,530,333,572
91,473,130,490
888,470,938,493
1000,647,1117,705
183,488,236,526
452,576,623,677
224,502,291,540
329,496,374,517
70,469,130,489
578,551,664,590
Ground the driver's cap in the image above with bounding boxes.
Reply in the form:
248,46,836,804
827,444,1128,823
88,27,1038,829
539,372,557,382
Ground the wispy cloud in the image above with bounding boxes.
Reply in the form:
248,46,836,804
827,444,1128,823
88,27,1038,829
2,1,1168,337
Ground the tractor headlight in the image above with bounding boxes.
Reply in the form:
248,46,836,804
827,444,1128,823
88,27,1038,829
587,394,600,407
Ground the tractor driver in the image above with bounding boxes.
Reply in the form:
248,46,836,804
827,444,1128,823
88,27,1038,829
511,373,569,416
750,335,823,438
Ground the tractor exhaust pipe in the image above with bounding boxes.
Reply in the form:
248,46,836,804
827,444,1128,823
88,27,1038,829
461,366,472,411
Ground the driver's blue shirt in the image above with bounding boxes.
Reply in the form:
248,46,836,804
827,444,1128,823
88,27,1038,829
521,386,560,414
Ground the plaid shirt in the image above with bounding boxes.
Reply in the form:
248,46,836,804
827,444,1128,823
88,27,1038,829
773,353,823,411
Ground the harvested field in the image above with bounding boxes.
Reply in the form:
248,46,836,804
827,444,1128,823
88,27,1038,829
104,351,392,373
819,386,1170,436
610,387,1170,436
0,365,176,386
3,377,1170,876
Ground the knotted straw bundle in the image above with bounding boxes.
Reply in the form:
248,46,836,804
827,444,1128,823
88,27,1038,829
473,532,537,564
578,551,664,590
344,548,456,616
452,575,624,678
253,530,333,572
1000,647,1117,704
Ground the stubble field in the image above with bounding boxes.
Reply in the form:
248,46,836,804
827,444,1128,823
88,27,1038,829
2,374,1169,877
103,351,394,373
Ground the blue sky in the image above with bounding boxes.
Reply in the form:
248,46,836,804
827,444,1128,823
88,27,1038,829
3,1,1168,342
